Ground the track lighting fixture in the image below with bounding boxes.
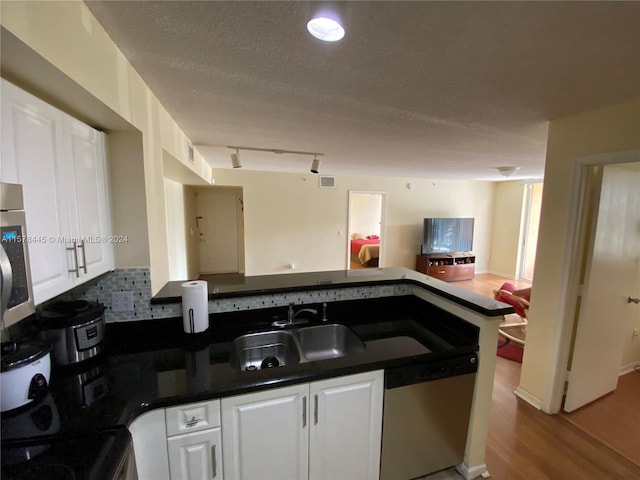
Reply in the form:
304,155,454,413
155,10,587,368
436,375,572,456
310,156,320,174
226,146,324,174
231,149,242,168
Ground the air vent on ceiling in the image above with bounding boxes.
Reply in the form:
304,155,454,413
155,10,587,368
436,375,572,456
188,143,194,164
319,176,336,188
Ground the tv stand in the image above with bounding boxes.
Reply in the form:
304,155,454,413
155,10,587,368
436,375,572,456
416,252,475,282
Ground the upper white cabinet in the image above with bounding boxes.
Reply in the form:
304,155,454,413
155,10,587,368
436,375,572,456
1,79,113,304
221,370,384,480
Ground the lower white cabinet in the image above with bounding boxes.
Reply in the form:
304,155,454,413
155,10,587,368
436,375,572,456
168,428,223,480
166,400,223,480
221,370,384,480
129,399,223,480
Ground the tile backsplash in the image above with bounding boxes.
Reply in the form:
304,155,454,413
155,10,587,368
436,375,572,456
50,268,411,323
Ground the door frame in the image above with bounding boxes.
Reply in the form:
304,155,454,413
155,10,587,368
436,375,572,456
545,149,640,413
516,182,540,282
346,191,387,269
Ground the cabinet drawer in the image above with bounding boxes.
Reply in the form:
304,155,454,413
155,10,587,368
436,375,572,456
427,266,456,282
166,399,221,436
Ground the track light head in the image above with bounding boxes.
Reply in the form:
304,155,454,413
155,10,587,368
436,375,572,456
310,156,320,174
231,150,242,168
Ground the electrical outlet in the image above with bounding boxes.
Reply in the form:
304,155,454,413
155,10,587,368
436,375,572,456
632,329,639,341
112,291,134,312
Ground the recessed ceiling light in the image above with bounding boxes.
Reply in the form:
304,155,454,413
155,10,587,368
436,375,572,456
307,16,345,42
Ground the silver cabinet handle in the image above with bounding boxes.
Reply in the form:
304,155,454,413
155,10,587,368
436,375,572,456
211,444,217,478
314,394,319,425
186,416,200,428
629,296,640,304
77,240,88,274
302,396,307,428
67,241,80,277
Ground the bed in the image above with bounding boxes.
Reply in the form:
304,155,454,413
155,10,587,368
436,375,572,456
350,237,380,267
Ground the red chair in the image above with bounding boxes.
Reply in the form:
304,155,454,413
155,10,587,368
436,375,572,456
494,282,530,346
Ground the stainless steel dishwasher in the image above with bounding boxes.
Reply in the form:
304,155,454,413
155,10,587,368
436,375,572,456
380,353,478,480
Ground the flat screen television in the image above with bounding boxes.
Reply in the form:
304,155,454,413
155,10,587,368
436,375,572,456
422,217,474,254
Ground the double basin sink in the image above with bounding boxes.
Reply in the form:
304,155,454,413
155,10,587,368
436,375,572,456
230,324,365,371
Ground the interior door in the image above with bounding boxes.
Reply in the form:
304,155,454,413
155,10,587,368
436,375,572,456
564,163,640,412
197,191,239,274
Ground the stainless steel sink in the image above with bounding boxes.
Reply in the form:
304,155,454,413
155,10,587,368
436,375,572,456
296,324,365,361
229,323,366,371
229,330,300,371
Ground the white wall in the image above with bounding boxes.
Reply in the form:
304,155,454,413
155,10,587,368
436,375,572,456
165,178,189,279
205,169,496,275
488,181,525,277
350,193,382,238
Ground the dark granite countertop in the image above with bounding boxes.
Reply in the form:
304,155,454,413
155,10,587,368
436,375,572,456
1,295,481,448
153,266,512,317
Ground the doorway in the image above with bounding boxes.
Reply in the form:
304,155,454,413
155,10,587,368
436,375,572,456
563,160,640,412
347,191,387,270
517,182,543,282
195,187,245,275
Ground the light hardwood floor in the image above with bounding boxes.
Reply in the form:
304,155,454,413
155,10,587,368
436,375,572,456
463,274,640,479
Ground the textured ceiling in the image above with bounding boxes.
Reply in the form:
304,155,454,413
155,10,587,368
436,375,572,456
85,1,640,181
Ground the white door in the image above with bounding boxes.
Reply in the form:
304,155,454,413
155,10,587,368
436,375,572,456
221,384,309,479
167,428,222,480
564,163,640,412
0,79,74,304
309,371,384,480
197,191,239,274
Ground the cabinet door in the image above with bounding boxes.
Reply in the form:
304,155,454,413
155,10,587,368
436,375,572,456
0,79,74,304
221,384,309,480
64,116,113,280
168,428,222,480
309,370,384,480
129,409,171,480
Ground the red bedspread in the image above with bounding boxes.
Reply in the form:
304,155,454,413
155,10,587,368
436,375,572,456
350,238,380,254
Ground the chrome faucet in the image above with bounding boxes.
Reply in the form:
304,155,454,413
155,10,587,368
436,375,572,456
288,304,318,325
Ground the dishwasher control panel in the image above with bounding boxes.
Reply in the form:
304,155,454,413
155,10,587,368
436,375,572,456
384,353,478,389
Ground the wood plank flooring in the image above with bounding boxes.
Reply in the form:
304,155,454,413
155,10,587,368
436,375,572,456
560,370,640,466
464,274,640,479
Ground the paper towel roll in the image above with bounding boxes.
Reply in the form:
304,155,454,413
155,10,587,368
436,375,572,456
181,281,209,334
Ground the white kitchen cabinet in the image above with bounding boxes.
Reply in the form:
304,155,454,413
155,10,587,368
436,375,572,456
0,79,113,304
221,383,309,480
309,371,384,480
168,428,223,480
129,409,171,480
129,399,223,480
166,399,223,480
221,370,384,480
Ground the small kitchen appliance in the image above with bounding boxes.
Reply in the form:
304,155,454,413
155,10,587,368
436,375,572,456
0,340,51,412
0,182,35,329
38,300,106,366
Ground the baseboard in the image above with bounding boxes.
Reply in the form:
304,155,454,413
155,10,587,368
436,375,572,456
620,362,640,376
483,270,516,279
456,462,489,479
514,386,544,410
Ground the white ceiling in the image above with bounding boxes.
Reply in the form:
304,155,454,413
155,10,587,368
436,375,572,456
85,1,640,181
